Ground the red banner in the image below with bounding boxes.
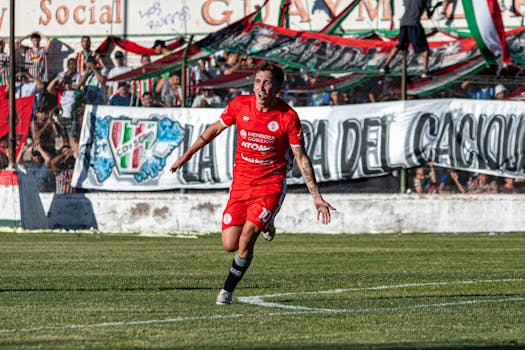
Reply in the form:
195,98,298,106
0,87,34,160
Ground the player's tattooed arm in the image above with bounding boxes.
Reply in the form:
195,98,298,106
291,146,321,197
291,145,336,224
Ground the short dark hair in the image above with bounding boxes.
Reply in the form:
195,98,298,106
255,62,284,88
30,32,41,40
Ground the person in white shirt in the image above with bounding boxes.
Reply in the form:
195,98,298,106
106,50,131,98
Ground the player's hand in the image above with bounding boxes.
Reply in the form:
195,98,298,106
314,197,336,225
170,155,189,173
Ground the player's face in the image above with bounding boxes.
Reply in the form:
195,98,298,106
253,70,279,108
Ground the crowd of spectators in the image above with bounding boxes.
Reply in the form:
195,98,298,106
408,163,524,194
1,32,524,194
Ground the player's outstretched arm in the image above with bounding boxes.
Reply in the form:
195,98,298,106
291,145,336,224
170,120,227,173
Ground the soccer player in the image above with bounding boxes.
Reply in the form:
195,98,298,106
170,62,335,305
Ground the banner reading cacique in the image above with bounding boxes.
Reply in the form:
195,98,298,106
73,99,525,191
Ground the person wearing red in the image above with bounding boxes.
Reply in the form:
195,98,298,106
170,62,335,305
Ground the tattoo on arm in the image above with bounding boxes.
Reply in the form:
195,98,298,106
200,134,208,143
293,146,320,196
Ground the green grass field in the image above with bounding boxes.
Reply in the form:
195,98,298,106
0,232,524,349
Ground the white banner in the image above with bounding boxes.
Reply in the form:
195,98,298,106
73,99,525,191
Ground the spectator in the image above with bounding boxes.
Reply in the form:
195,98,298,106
152,40,171,56
78,58,107,105
156,72,183,107
435,0,456,25
109,81,141,106
439,169,467,193
328,90,345,106
500,177,518,193
412,162,437,193
219,51,242,76
57,58,81,86
141,92,160,107
192,58,218,85
75,35,103,76
31,110,60,158
132,54,157,105
11,70,43,98
107,50,131,97
16,31,53,83
47,75,83,151
25,143,52,192
0,38,9,86
191,88,222,108
240,56,257,71
468,173,498,193
303,73,330,106
380,0,437,78
50,145,76,194
494,84,507,100
460,80,495,99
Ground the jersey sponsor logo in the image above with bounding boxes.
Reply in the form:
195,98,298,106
241,154,274,165
223,213,232,225
240,129,247,139
246,131,275,144
240,141,272,152
268,121,279,132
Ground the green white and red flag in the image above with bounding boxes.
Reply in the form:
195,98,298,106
320,0,361,35
277,0,291,28
462,0,511,63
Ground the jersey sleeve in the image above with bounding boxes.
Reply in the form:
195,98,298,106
287,110,304,148
219,97,239,127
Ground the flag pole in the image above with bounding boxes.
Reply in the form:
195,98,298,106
399,49,408,194
7,0,16,169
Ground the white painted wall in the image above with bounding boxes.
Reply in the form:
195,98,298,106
37,192,525,234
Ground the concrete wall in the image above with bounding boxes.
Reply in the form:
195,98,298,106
37,192,525,234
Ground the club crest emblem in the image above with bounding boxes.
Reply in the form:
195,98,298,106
89,114,185,184
268,121,279,132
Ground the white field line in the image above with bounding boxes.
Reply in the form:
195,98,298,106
238,278,525,309
0,279,523,334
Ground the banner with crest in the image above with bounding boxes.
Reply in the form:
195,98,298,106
73,100,525,191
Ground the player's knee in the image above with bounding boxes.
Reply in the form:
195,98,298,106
223,244,237,252
221,238,238,252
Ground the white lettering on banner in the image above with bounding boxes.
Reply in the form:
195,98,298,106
72,100,525,191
